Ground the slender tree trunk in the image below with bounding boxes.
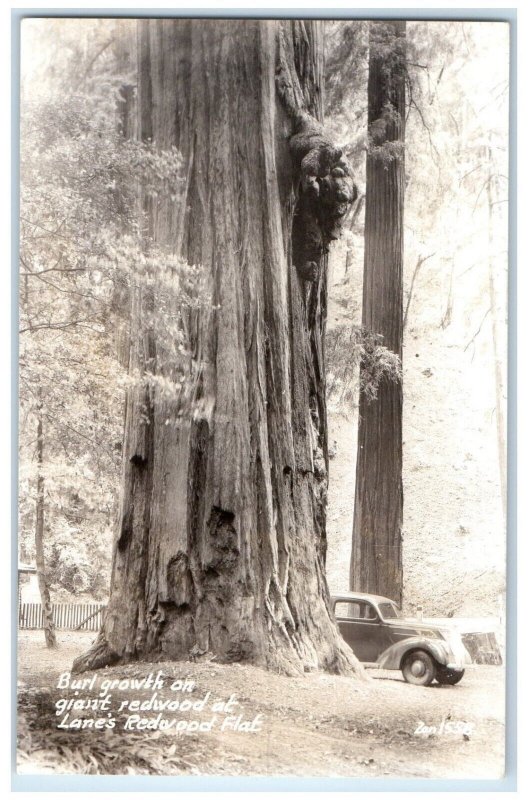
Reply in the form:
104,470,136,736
112,30,137,369
344,192,365,275
350,21,406,605
486,149,507,521
440,256,455,330
74,19,363,677
349,192,365,234
403,252,435,332
34,405,57,648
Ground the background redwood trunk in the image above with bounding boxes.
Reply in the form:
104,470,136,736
74,19,362,677
350,21,406,605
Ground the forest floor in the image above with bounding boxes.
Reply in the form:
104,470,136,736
17,631,505,779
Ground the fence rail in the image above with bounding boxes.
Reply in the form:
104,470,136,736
18,602,105,631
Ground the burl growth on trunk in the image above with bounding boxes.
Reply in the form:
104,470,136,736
278,99,358,282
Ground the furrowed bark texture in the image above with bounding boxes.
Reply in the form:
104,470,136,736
350,21,406,605
74,19,363,677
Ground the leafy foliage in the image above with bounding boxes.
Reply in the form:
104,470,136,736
19,20,209,599
326,324,402,409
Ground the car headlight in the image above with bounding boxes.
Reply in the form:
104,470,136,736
417,628,443,639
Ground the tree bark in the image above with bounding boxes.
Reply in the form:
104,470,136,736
74,19,363,678
350,21,406,605
34,405,57,648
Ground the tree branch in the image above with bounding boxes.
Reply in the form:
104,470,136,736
403,253,435,331
19,318,102,334
74,37,115,89
464,307,491,354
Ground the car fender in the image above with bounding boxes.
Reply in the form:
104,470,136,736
376,637,450,670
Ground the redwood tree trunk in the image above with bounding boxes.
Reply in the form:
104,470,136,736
34,406,57,648
350,21,406,605
74,19,363,677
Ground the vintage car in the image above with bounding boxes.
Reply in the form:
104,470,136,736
331,591,470,686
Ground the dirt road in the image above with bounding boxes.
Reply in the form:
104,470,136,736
17,631,505,778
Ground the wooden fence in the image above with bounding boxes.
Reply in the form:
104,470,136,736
18,602,105,631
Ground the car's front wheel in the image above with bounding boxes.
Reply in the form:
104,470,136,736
401,650,436,686
436,666,465,685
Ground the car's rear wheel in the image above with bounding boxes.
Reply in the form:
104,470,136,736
436,667,465,685
401,650,436,686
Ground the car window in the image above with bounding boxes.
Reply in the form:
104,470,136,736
378,602,401,619
335,601,377,620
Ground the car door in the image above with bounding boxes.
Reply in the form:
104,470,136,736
334,600,388,662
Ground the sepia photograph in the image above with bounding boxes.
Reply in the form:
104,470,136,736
16,12,510,783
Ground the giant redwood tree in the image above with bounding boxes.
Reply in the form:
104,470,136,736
350,21,406,604
74,19,362,676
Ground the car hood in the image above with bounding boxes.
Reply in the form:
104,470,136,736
384,618,451,637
